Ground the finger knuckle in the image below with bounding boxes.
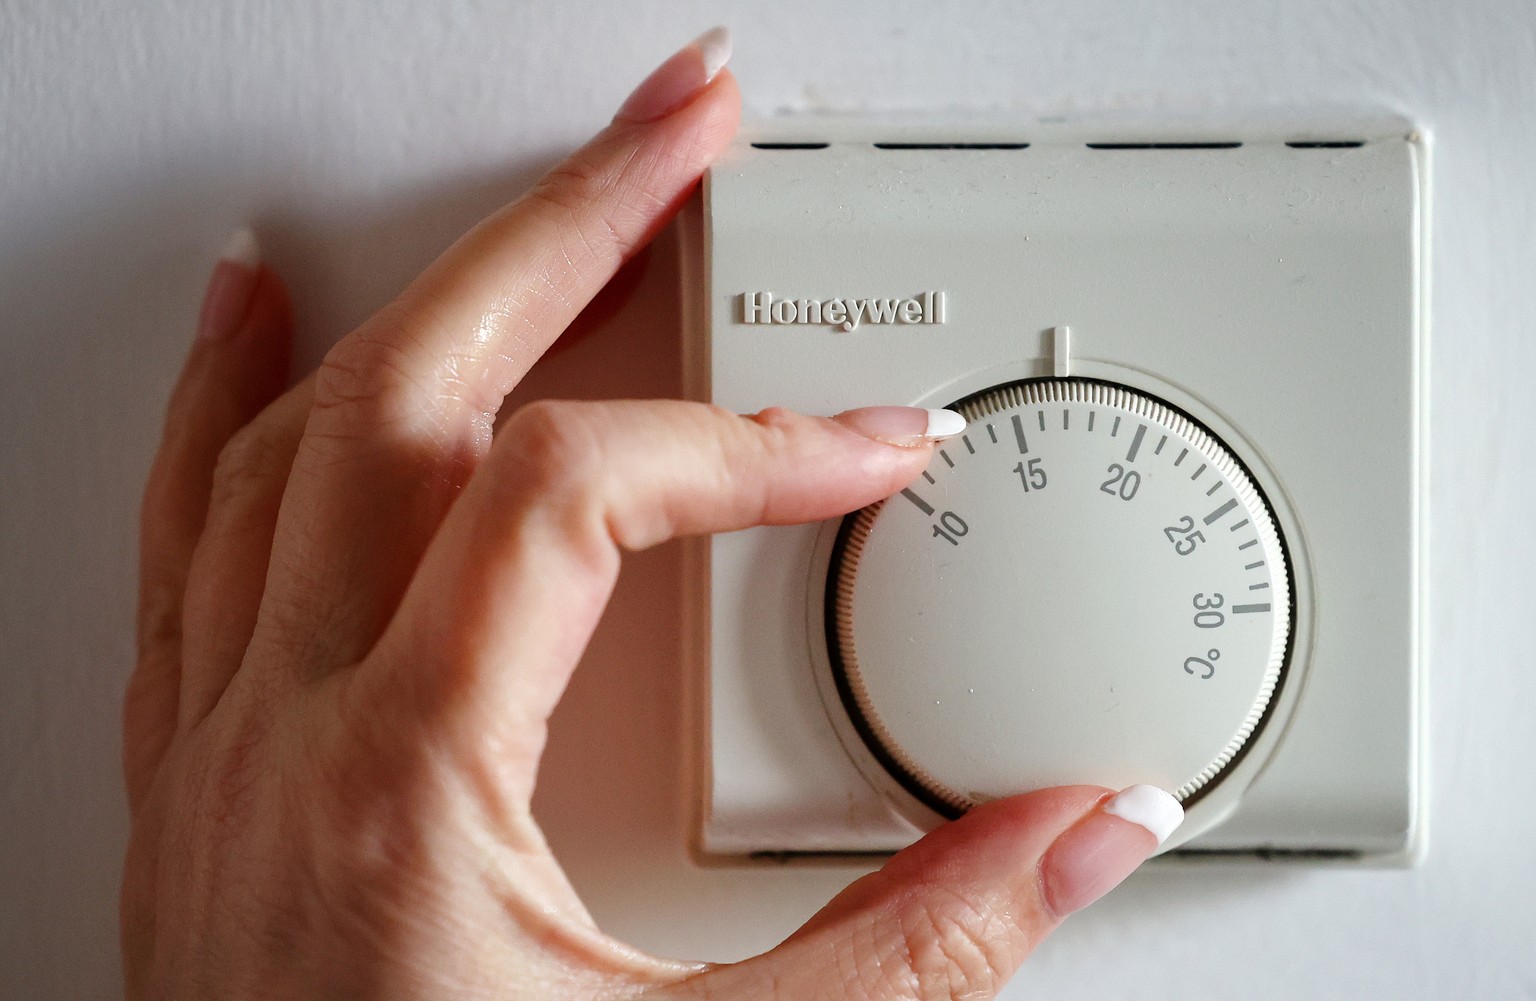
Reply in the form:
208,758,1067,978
747,405,801,435
525,150,637,266
134,586,183,662
744,406,819,464
311,326,431,430
209,420,294,513
502,399,606,496
894,890,1016,1000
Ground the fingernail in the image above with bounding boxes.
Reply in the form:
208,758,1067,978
1039,785,1183,917
197,227,262,342
614,26,732,124
833,406,967,446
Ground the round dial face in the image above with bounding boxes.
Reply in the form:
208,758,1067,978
828,378,1292,816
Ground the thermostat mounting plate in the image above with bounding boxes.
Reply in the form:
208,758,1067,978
680,113,1427,864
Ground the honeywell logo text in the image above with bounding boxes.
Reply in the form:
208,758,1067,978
739,291,946,332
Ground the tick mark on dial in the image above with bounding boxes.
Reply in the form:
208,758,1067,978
1203,498,1239,525
900,488,935,516
1229,518,1250,532
1126,424,1147,462
833,381,1292,810
922,471,935,484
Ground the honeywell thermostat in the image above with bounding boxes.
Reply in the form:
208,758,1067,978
679,114,1428,863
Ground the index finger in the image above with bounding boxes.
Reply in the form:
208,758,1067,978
325,27,739,437
245,29,740,681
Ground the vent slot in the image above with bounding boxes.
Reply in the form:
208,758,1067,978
1285,140,1365,148
749,142,829,150
1169,847,1363,861
872,142,1029,150
1087,142,1242,150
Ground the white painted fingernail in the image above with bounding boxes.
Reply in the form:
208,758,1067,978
615,26,733,123
832,406,965,445
199,228,262,341
924,408,967,440
1102,784,1184,846
1041,786,1179,916
218,227,261,269
694,26,732,82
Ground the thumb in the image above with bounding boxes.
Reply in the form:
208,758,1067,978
686,785,1182,1001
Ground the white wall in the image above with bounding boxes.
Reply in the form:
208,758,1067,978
2,1,1533,997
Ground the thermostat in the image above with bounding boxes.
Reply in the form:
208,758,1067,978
679,114,1428,863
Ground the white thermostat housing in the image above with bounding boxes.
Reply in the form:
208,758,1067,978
680,114,1427,864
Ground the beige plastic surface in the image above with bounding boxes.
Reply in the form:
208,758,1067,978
829,379,1289,832
688,113,1425,862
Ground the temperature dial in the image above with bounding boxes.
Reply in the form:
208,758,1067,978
827,378,1291,817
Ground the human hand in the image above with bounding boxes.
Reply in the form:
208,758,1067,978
123,27,1182,1000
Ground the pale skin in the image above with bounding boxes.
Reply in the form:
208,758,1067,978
124,30,1174,1001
